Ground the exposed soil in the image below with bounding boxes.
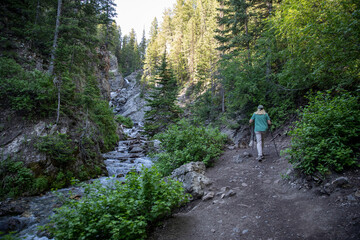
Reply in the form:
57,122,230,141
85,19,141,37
149,138,360,240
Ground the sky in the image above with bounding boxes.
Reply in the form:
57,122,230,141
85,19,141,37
114,0,177,42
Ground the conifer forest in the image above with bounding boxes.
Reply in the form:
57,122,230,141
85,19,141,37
0,0,359,239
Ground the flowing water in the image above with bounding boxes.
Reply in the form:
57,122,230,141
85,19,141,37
0,72,153,239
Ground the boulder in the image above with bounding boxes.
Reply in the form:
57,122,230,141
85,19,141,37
331,177,349,188
171,162,212,199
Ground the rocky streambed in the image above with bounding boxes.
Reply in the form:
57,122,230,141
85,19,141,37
0,70,155,239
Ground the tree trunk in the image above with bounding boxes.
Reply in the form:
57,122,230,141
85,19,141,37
266,0,272,81
48,0,62,75
54,76,61,124
34,0,40,25
245,6,251,64
221,85,225,113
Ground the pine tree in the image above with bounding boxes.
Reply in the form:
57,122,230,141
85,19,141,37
142,17,161,83
144,53,182,136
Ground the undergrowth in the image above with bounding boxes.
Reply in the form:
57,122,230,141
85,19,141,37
153,119,228,176
46,166,188,240
285,91,360,175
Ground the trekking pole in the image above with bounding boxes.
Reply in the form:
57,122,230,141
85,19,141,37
252,125,256,150
270,127,280,157
249,124,254,148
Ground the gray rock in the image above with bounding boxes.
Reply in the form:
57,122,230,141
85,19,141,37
220,186,230,193
202,192,215,201
355,190,360,198
171,162,212,198
225,190,236,197
129,146,143,153
331,177,349,188
347,194,356,202
172,162,206,176
233,155,245,164
243,151,252,158
323,183,335,195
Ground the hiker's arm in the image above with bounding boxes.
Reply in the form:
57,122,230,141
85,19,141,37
249,119,253,124
267,120,271,125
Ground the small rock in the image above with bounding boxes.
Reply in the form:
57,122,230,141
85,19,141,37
211,228,216,233
228,145,235,150
355,190,360,198
242,229,249,234
263,179,271,184
233,227,240,233
243,152,252,158
225,190,236,198
332,177,349,188
347,194,356,202
233,155,244,164
220,186,230,193
242,183,248,187
69,194,81,200
129,146,143,153
323,183,334,195
202,192,215,201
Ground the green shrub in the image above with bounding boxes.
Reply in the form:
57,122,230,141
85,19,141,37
35,133,76,167
34,176,49,193
47,166,188,240
115,115,134,128
286,91,360,175
0,57,56,116
90,100,119,152
51,171,74,189
0,157,34,198
153,119,228,176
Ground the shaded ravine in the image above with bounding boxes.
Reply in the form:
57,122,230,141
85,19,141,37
0,72,153,239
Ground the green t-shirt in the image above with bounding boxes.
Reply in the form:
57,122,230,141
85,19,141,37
251,113,270,132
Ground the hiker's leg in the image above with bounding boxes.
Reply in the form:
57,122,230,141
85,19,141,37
261,132,265,155
255,131,263,157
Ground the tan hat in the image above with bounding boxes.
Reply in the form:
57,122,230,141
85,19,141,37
258,105,264,109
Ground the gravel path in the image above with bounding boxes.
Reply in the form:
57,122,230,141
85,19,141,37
149,143,360,240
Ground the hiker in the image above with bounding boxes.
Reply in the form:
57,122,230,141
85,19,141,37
249,105,271,161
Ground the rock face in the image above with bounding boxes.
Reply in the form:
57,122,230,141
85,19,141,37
108,53,125,91
0,49,118,179
220,121,249,146
171,162,213,199
95,46,111,101
110,71,150,124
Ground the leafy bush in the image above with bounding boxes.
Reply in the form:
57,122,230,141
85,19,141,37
47,166,188,240
51,171,74,189
153,119,228,176
0,157,34,198
34,176,49,193
90,100,119,152
35,133,76,167
286,91,360,175
0,57,56,116
116,115,134,128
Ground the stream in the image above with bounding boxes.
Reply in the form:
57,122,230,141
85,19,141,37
0,72,154,239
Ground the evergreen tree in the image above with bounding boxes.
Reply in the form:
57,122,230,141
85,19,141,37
117,29,142,75
139,29,147,64
144,53,182,136
142,17,161,83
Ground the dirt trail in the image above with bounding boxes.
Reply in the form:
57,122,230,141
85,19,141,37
149,142,360,240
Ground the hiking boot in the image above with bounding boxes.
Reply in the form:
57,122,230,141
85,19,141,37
256,156,263,162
